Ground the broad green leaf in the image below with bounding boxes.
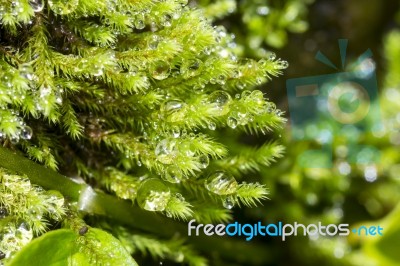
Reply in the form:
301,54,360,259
8,228,138,266
8,229,80,266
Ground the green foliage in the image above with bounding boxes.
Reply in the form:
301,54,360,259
0,168,66,261
197,0,314,55
0,0,287,265
8,228,138,266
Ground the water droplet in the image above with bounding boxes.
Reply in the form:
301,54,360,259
161,13,172,27
163,165,182,183
175,193,184,201
268,52,276,61
134,14,146,30
207,91,232,116
148,35,160,50
217,75,226,85
180,141,195,157
155,139,177,164
10,135,20,144
161,99,186,122
27,207,42,221
232,70,242,78
223,197,234,209
205,171,238,195
180,59,202,78
236,82,247,90
171,126,180,138
16,222,33,243
227,116,238,128
208,122,216,130
150,60,170,80
48,0,78,15
21,126,33,140
198,155,209,169
29,0,44,12
258,59,267,67
274,60,289,69
136,178,171,211
0,207,8,218
203,47,212,55
19,63,35,80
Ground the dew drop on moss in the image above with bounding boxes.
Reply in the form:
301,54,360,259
198,155,209,169
150,60,170,80
161,13,172,27
155,139,177,164
223,197,234,209
19,63,34,81
268,52,276,61
21,126,33,140
134,14,146,30
136,178,171,211
180,59,202,78
205,171,238,195
227,116,238,128
0,207,8,219
161,99,185,122
171,126,180,138
163,165,182,183
208,121,216,130
207,90,232,116
29,0,44,12
274,60,289,69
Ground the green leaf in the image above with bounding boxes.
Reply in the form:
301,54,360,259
8,228,138,266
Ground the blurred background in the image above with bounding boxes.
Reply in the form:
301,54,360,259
196,0,400,265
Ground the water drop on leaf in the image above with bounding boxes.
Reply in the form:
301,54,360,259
227,116,238,128
171,126,180,138
161,99,186,122
223,197,234,209
19,63,34,80
163,165,182,183
274,60,289,69
21,126,33,140
136,179,171,211
161,13,172,27
148,35,160,50
29,0,44,12
134,14,146,30
198,155,209,169
0,207,8,218
155,139,177,164
205,171,238,195
150,60,170,80
175,193,184,201
208,122,216,130
180,59,202,78
268,52,276,61
207,91,232,116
